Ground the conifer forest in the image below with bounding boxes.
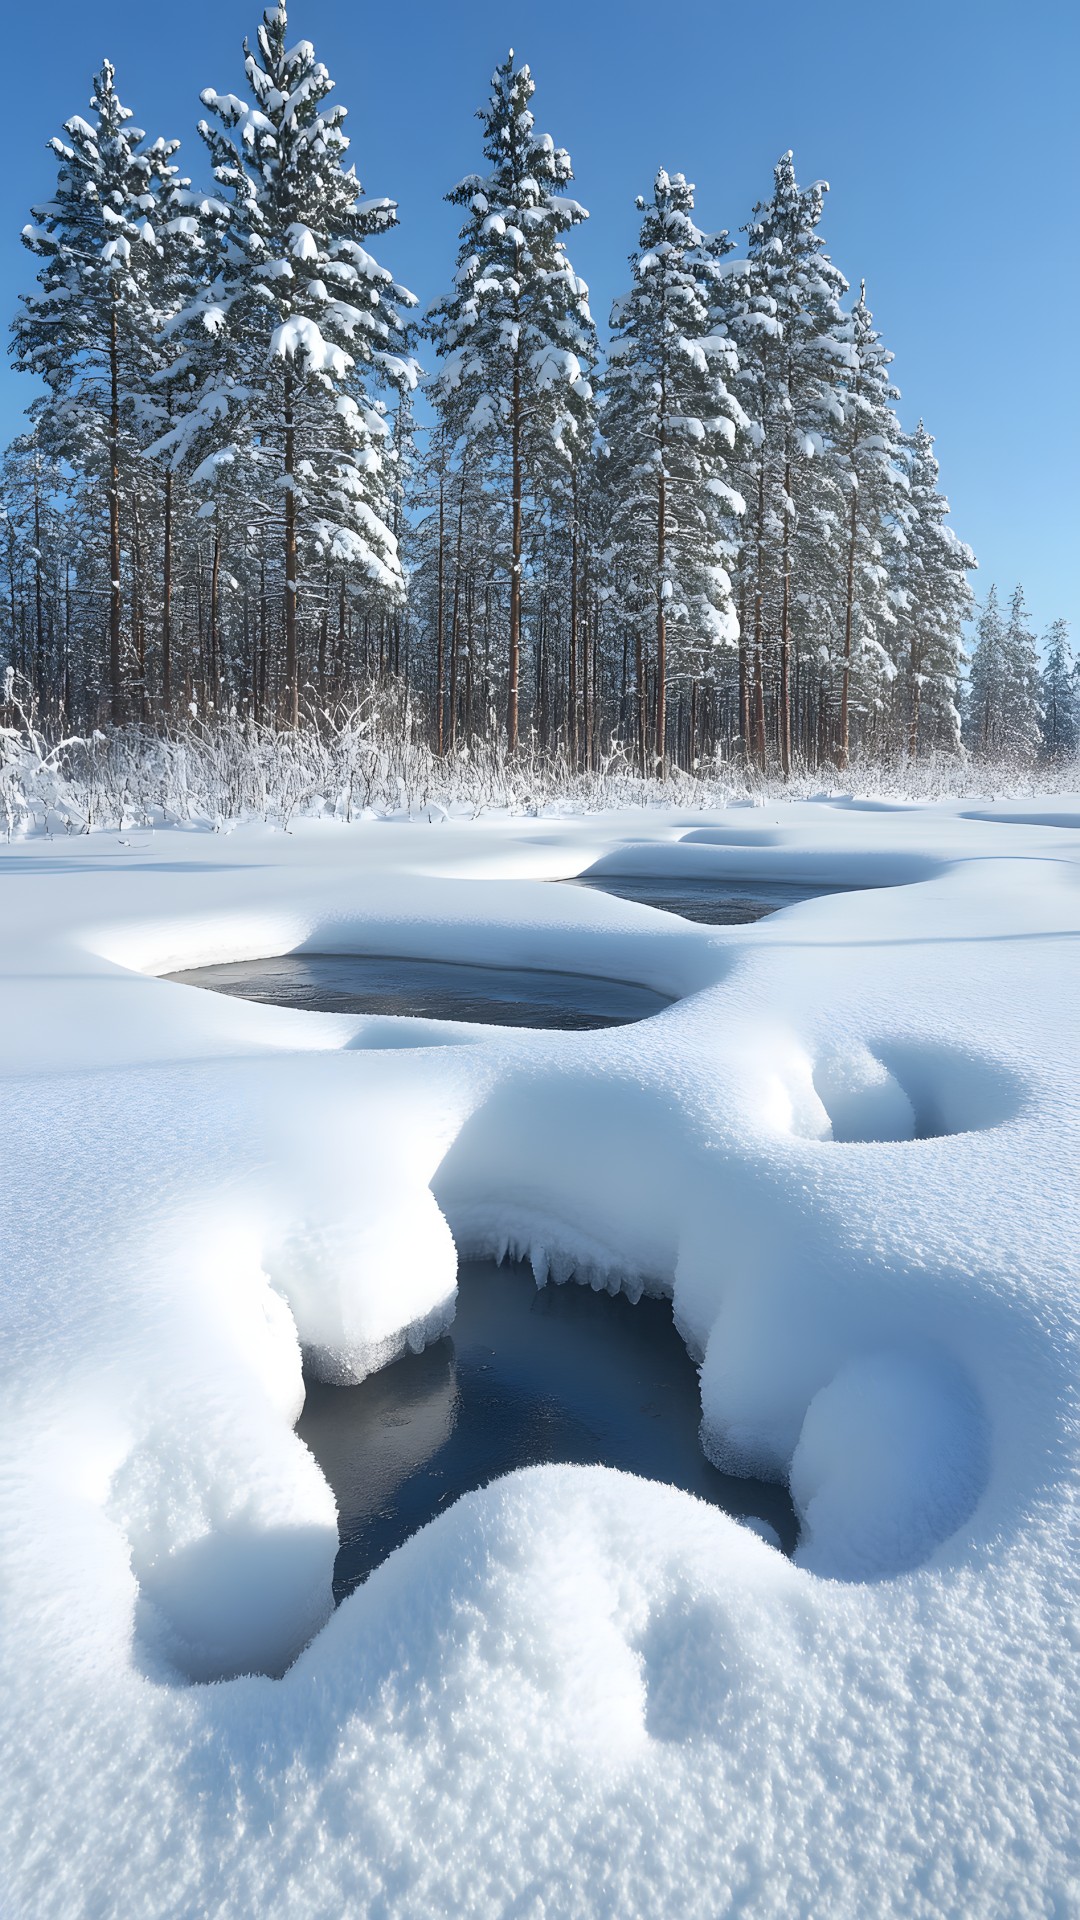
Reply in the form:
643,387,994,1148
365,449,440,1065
0,6,1074,787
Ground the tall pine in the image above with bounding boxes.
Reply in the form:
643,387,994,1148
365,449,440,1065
13,63,177,718
158,4,416,723
1039,619,1077,759
428,52,596,750
893,421,974,755
602,169,743,771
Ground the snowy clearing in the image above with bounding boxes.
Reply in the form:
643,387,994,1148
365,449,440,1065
1,797,1078,1917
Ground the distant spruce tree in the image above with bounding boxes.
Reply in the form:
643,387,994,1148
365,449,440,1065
966,584,1041,759
1039,619,1077,759
427,51,596,749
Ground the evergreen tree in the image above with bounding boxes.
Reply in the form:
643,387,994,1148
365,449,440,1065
13,62,177,718
893,421,974,755
966,584,1041,759
1039,619,1076,759
722,153,851,769
833,283,904,765
428,51,596,749
602,169,742,770
158,4,416,722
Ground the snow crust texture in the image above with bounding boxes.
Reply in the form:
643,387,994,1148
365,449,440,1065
1,799,1078,1917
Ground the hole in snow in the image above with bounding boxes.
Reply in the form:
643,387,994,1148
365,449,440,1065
296,1257,798,1602
811,1040,1026,1143
164,952,672,1031
563,873,862,926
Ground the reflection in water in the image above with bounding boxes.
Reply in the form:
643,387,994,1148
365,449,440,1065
164,952,671,1030
297,1259,797,1601
564,873,856,925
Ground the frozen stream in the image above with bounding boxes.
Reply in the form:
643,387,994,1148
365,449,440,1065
165,951,671,1028
298,1257,798,1602
164,876,852,1023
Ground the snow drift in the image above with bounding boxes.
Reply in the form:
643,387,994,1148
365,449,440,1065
0,797,1077,1917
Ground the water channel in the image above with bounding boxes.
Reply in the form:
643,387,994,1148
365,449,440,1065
297,1257,797,1601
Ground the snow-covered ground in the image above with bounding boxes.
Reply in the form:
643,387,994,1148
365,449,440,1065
1,797,1078,1917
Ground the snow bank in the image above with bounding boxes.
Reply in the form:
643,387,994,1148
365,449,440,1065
1,797,1078,1916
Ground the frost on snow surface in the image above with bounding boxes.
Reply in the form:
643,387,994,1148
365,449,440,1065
0,798,1078,1918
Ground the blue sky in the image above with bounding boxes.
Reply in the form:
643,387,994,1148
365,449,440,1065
2,0,1076,640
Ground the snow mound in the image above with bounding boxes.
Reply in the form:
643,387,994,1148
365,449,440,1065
791,1347,987,1579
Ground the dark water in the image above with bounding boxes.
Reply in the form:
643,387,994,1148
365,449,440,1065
565,873,854,924
297,1258,796,1601
165,951,671,1029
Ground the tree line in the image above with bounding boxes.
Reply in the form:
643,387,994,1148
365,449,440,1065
0,7,1074,770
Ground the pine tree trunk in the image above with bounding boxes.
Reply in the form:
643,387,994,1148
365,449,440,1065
435,469,445,752
738,570,750,759
508,343,523,751
569,468,579,770
162,468,173,714
209,529,221,708
32,467,44,699
655,374,667,773
108,295,123,722
839,482,857,768
283,371,299,726
779,432,793,777
337,577,347,697
449,460,467,750
908,630,921,758
752,437,767,768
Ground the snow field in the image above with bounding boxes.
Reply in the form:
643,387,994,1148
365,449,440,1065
0,798,1078,1916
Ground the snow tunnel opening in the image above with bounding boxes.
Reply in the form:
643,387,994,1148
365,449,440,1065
163,952,673,1030
296,1255,799,1604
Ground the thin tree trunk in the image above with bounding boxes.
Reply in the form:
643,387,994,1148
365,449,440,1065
435,469,445,752
162,468,173,713
839,482,857,767
32,465,44,698
108,295,123,722
569,467,579,769
209,528,221,708
636,628,647,775
448,458,467,750
779,429,793,777
752,435,767,768
508,340,523,751
283,371,299,726
655,372,667,773
908,631,921,758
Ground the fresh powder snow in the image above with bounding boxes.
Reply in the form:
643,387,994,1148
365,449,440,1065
0,797,1078,1916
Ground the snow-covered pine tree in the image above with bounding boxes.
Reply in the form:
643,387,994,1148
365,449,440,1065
966,586,1006,754
721,153,851,770
892,421,975,756
1000,583,1042,759
833,283,904,765
1039,619,1077,759
157,4,416,723
129,146,219,712
13,62,178,719
966,584,1041,760
601,169,742,770
428,51,596,750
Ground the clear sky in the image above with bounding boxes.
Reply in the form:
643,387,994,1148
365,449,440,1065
1,0,1076,640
